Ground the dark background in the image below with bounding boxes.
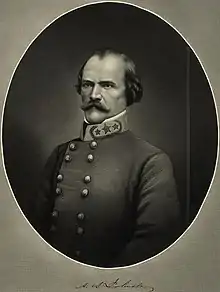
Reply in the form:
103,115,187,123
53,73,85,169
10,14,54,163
2,2,218,228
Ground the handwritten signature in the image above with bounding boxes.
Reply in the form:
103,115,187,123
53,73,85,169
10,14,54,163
75,278,154,290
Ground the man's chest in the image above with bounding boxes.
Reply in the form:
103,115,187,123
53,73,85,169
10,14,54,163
52,138,139,226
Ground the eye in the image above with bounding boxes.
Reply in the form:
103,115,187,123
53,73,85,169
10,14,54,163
100,82,115,89
103,84,113,89
82,81,93,89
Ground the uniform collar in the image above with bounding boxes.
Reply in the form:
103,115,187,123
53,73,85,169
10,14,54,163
80,110,128,141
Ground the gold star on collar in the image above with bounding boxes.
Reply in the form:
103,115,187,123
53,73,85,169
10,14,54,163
90,120,122,139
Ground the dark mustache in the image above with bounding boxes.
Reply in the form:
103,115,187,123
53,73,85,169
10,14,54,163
81,101,110,112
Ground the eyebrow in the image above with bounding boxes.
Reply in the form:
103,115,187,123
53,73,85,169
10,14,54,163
99,80,117,86
82,79,117,86
82,79,94,84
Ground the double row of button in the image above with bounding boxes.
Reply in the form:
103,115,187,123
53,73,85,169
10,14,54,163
55,141,97,198
65,153,94,163
51,210,85,236
55,176,90,198
51,211,85,220
64,141,97,163
51,140,98,245
55,174,90,198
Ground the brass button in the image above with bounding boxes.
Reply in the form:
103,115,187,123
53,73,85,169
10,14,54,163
56,187,62,196
52,210,58,218
87,154,94,162
69,143,76,151
65,154,71,162
90,141,97,149
76,227,84,235
84,175,91,183
57,174,63,182
77,213,85,220
81,188,89,198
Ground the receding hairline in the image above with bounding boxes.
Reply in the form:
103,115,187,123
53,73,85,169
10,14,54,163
83,51,136,75
76,49,143,106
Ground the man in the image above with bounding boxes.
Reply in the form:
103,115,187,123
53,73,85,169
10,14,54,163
34,48,181,267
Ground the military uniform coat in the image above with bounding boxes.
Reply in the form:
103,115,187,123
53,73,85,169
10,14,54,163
34,115,181,268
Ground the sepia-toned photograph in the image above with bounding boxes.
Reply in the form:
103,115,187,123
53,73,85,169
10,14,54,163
2,2,218,268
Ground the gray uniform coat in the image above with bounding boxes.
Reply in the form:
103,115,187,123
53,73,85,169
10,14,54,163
34,130,181,267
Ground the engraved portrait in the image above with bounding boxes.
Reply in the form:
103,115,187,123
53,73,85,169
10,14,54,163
2,2,218,268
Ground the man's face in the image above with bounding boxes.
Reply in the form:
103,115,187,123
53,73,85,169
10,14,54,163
80,54,127,124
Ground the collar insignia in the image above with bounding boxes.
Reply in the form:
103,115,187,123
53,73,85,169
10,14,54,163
81,111,128,141
90,120,122,139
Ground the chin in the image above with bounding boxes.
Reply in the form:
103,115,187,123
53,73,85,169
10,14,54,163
85,110,107,124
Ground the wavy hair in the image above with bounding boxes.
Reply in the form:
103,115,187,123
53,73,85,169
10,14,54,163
75,48,143,106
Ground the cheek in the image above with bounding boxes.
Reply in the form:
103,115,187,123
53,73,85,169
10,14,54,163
103,94,120,111
104,90,125,106
81,92,90,102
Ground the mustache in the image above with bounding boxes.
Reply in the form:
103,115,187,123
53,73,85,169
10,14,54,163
81,100,110,113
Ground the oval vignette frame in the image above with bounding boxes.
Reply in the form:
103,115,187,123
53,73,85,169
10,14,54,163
1,1,218,269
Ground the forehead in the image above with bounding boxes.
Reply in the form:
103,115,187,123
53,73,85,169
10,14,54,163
82,54,126,81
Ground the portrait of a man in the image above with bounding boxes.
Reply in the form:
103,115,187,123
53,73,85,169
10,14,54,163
2,2,217,270
33,48,181,267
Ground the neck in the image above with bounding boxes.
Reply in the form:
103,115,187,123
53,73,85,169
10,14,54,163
81,110,128,141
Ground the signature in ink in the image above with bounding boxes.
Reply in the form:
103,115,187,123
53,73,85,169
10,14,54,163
75,278,155,290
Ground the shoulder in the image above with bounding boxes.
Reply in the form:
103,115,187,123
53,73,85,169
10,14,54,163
52,137,80,155
126,131,164,158
126,131,174,172
44,137,79,168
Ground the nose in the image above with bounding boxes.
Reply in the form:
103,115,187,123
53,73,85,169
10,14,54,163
90,84,102,101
